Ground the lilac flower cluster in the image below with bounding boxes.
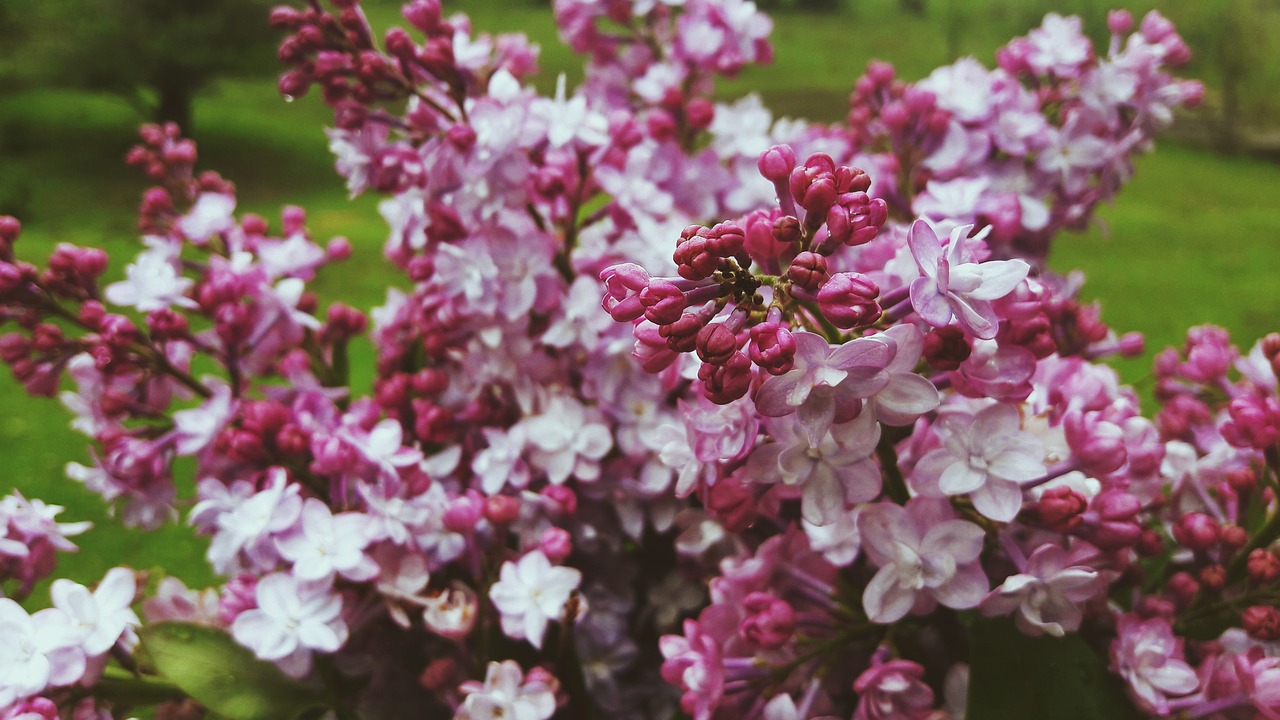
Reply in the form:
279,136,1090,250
1,1,1275,719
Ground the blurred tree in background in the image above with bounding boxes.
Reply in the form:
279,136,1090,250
0,0,278,133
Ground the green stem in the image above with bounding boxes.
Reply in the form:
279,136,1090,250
95,665,188,707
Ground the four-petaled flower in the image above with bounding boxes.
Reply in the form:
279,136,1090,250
907,219,1029,340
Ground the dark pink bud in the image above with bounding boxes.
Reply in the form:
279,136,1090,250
1199,564,1226,592
1165,572,1199,609
1222,395,1280,450
647,110,677,142
1243,606,1280,641
541,485,578,516
660,311,708,353
1064,411,1126,476
685,98,714,130
749,322,797,376
640,280,688,326
402,0,444,34
275,424,309,457
218,574,259,624
772,215,802,246
1139,10,1176,43
739,592,796,650
446,123,476,152
1219,524,1247,551
0,215,21,244
1107,9,1133,34
706,476,757,532
1037,486,1087,532
1247,549,1280,585
674,230,718,282
539,527,573,563
327,236,353,261
443,492,485,533
698,351,753,404
483,495,520,525
786,251,828,293
600,263,650,322
632,321,679,373
1172,512,1220,552
695,323,739,365
278,70,311,99
817,272,880,329
757,144,796,184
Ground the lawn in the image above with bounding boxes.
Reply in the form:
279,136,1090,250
2,0,1279,595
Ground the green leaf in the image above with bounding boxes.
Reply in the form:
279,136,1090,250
139,622,328,720
966,616,1139,720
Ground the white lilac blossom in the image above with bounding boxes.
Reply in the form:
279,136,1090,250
230,572,348,678
50,568,141,656
0,600,85,708
488,550,582,649
274,498,378,582
454,660,556,720
103,242,196,313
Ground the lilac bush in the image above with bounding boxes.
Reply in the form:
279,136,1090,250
3,1,1277,718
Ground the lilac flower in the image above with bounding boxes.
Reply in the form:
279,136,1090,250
521,394,612,484
274,499,378,582
537,74,608,148
342,419,423,481
906,220,1030,340
202,469,303,575
103,242,196,313
0,600,85,708
230,572,348,678
50,568,140,656
1110,614,1199,714
488,550,581,649
169,382,236,456
853,658,936,720
864,324,940,426
979,544,1101,637
745,411,882,526
177,192,236,243
454,660,556,720
858,499,988,623
755,331,893,447
911,402,1046,522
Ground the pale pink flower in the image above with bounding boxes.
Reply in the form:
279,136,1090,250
979,544,1101,637
423,582,479,640
488,550,581,649
521,395,612,485
103,243,196,313
177,193,236,243
230,572,348,678
911,402,1046,522
853,658,935,720
858,499,988,623
274,499,378,582
170,382,236,456
864,324,940,426
755,331,893,447
1110,614,1199,714
907,220,1029,340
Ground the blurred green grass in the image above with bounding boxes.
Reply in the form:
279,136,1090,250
2,0,1279,595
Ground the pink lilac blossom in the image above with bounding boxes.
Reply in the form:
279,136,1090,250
229,572,348,678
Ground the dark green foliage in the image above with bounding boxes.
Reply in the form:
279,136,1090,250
966,616,1140,720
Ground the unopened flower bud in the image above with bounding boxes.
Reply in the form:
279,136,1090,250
706,476,757,532
1107,9,1134,34
541,485,577,516
1243,605,1280,641
749,322,797,376
1247,549,1280,585
1219,524,1248,551
695,323,739,365
540,527,573,563
786,251,827,293
1172,512,1219,552
1037,486,1087,532
1198,564,1226,592
443,492,485,533
1167,571,1199,608
817,272,880,329
685,98,715,130
640,280,688,326
698,351,753,404
923,326,970,371
757,145,796,184
484,495,520,525
739,592,796,650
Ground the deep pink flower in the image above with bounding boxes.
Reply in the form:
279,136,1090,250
853,658,936,720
